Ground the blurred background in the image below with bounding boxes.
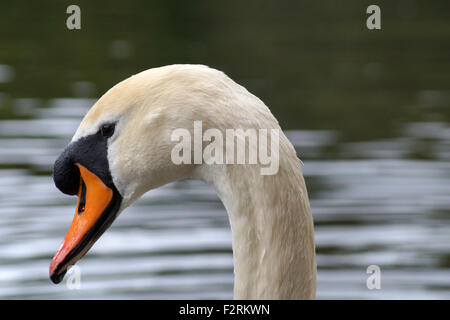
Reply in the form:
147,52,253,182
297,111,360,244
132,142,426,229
0,0,449,299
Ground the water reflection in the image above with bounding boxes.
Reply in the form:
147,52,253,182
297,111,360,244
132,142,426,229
0,98,448,299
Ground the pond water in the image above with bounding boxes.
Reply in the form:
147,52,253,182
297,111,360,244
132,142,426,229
0,1,449,299
0,99,448,299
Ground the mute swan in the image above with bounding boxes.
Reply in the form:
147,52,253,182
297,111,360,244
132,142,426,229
49,64,316,299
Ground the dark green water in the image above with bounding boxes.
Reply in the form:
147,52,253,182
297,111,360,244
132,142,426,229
0,1,449,299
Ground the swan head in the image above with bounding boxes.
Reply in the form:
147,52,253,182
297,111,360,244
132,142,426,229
48,65,316,300
49,65,224,283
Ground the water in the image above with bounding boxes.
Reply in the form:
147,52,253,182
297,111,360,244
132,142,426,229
0,0,449,299
0,99,448,299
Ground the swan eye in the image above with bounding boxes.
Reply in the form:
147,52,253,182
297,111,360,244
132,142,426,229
100,123,115,138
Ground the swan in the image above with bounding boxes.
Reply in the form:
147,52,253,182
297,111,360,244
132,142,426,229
49,64,316,299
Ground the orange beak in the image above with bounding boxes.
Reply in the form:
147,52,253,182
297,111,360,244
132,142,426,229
49,163,119,283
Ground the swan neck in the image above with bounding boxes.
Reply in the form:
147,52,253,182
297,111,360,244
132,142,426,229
197,155,316,299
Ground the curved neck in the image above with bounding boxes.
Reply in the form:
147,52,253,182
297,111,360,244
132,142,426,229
194,142,316,299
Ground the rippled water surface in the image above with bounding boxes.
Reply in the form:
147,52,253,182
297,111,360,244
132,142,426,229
0,99,449,299
0,1,449,299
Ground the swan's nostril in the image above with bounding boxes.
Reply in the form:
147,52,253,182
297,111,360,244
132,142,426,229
77,180,87,215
